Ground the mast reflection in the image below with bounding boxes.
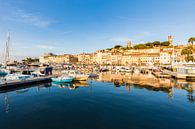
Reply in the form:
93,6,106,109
4,93,9,113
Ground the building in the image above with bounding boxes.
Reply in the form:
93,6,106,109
168,35,173,46
39,53,78,64
39,37,187,66
122,48,160,66
126,40,131,49
95,50,112,65
77,53,95,64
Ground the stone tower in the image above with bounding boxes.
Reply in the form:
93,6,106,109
168,35,173,46
127,40,131,49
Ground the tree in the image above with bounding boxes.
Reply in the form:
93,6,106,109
145,42,153,48
114,45,123,49
153,41,161,46
160,41,169,46
188,37,195,45
106,48,112,51
181,48,192,55
133,44,147,49
22,57,39,65
181,47,194,62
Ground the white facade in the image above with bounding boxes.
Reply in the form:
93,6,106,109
160,52,171,65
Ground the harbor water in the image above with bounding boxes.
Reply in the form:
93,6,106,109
0,73,195,129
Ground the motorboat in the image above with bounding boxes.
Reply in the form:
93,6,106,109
62,70,89,81
0,69,8,76
52,75,73,83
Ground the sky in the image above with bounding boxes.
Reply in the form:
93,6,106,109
0,0,195,59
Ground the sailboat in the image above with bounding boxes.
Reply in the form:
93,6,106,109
0,32,10,76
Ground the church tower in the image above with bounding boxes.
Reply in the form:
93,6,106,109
168,35,173,46
127,40,131,49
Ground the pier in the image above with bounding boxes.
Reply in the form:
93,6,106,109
152,72,171,78
0,77,52,91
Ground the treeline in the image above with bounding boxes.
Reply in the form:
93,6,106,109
105,37,195,51
22,57,39,65
133,41,170,49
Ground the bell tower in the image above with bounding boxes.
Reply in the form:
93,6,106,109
127,40,131,49
168,35,173,46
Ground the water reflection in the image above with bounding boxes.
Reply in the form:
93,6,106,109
0,75,6,82
1,83,52,113
4,93,9,113
53,81,89,90
1,73,195,114
97,72,195,101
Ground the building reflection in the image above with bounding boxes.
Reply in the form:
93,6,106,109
97,72,195,100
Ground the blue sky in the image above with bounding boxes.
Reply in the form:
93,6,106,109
0,0,195,58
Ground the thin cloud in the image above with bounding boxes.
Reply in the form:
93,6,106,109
12,9,55,28
116,16,151,22
0,4,55,28
36,44,56,50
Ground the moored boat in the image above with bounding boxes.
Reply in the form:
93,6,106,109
0,71,7,76
0,68,8,76
5,73,33,81
52,75,73,83
62,70,89,81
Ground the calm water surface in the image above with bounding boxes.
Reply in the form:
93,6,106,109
0,78,195,129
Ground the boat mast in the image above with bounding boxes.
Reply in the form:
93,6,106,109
5,32,10,67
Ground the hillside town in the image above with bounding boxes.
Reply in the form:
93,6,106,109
39,36,195,66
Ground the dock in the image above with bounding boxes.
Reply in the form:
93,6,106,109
0,77,52,91
152,72,171,78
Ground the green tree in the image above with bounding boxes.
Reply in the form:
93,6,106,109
145,42,153,48
181,48,192,55
106,48,112,51
153,41,161,46
114,45,123,49
133,44,147,49
160,41,169,46
181,47,194,62
22,57,39,65
188,37,195,45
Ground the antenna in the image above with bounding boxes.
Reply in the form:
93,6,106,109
5,32,10,67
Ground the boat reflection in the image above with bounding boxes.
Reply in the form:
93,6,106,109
53,81,89,90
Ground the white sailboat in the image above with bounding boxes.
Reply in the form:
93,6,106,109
0,32,11,76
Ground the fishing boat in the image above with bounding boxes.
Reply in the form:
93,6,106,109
51,75,73,83
62,70,89,81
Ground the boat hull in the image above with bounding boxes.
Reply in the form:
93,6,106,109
0,72,7,76
51,78,73,83
74,76,89,81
